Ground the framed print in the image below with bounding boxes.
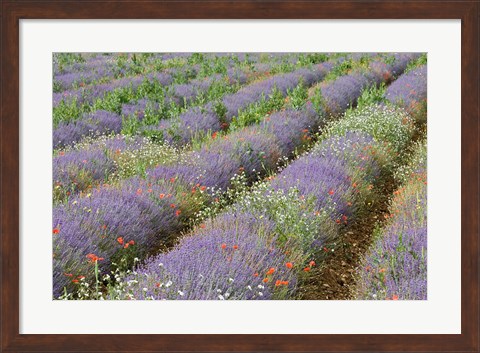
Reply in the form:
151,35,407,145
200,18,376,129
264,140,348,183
1,1,479,352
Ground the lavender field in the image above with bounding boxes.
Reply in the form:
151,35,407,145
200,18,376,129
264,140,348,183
52,52,427,300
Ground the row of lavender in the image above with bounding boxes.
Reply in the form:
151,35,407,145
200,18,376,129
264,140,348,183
117,104,418,300
52,53,419,298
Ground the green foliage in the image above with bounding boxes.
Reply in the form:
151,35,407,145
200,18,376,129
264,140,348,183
296,53,329,66
121,115,140,136
287,81,308,110
324,59,353,81
309,87,326,115
54,53,85,72
346,83,387,114
230,87,284,130
53,98,82,126
404,53,427,73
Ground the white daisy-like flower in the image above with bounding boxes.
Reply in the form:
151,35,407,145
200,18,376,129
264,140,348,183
258,292,263,297
178,291,184,296
218,295,225,300
165,280,173,288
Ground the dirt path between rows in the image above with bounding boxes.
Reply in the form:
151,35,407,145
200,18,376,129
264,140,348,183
296,171,396,300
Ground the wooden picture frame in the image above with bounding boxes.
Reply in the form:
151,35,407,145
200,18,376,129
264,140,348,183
1,1,478,352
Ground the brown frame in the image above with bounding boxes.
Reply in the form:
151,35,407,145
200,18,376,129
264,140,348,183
1,1,478,352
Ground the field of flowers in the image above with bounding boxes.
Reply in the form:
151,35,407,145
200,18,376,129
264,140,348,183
52,52,427,300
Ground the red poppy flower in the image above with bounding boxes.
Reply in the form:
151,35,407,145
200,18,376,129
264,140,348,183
262,278,269,283
117,237,124,245
303,267,311,272
52,228,60,234
285,262,293,269
233,245,238,250
221,243,227,250
266,268,275,275
309,261,316,267
328,189,334,195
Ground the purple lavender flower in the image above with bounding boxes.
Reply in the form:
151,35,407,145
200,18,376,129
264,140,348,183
223,64,332,122
123,212,296,300
53,110,122,149
53,146,116,195
149,126,281,191
320,73,370,116
53,177,183,298
259,106,319,158
386,65,427,121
